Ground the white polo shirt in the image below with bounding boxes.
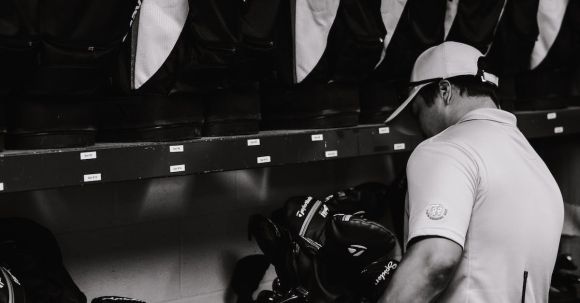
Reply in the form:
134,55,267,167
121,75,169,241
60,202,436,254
405,108,564,303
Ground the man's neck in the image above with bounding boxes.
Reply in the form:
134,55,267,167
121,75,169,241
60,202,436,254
447,97,497,126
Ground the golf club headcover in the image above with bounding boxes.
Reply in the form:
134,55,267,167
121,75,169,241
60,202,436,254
359,256,399,302
272,196,338,252
318,214,401,301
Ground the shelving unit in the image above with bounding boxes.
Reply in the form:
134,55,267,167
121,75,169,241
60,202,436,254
0,107,578,193
515,107,580,138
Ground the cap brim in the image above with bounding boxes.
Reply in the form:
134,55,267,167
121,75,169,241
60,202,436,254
384,82,430,123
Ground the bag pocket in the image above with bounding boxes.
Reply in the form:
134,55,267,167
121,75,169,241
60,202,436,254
0,40,38,94
31,40,120,95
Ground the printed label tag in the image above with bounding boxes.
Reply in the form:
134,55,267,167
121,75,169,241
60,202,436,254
554,126,564,134
547,113,557,120
325,150,338,158
170,145,184,153
394,143,406,150
80,151,97,160
170,164,185,173
247,139,260,146
379,127,390,134
83,174,101,182
257,156,271,164
311,134,324,141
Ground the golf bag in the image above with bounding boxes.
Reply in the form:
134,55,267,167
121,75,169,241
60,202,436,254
261,0,386,129
4,0,138,149
248,183,402,303
0,218,86,303
359,0,447,123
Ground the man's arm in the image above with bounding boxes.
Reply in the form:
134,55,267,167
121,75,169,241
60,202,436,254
380,237,462,303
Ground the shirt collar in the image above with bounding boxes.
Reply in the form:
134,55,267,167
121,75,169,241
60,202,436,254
457,108,517,126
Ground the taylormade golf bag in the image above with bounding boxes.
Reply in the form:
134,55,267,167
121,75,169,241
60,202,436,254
248,183,402,303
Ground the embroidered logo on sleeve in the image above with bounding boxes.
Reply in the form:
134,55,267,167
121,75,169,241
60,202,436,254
426,204,447,220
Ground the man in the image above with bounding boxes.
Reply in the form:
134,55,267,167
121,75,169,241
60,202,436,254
380,42,564,302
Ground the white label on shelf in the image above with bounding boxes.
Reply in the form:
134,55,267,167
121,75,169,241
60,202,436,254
83,173,101,182
80,151,97,160
257,156,271,164
170,145,184,153
547,112,557,120
311,134,324,141
0,183,4,191
394,143,406,151
379,127,390,134
554,126,564,134
170,164,185,173
247,139,261,146
325,150,338,158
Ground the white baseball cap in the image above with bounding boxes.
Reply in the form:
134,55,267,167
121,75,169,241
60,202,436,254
384,41,499,123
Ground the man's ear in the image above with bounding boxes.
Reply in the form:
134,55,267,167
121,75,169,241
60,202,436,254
438,80,452,105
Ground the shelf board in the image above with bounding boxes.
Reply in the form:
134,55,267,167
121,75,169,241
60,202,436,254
0,107,578,193
514,107,580,139
0,121,422,193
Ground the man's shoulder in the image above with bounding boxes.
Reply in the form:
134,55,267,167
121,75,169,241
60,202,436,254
409,137,478,173
413,128,473,158
420,117,512,157
438,119,498,143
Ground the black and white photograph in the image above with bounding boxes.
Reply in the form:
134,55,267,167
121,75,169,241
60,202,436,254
0,0,579,302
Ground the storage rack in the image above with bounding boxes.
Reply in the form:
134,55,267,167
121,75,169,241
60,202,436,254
0,107,578,193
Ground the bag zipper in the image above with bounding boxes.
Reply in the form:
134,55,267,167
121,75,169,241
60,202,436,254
299,199,322,237
301,236,322,250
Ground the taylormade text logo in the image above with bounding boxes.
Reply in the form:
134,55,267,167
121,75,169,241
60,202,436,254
296,197,313,218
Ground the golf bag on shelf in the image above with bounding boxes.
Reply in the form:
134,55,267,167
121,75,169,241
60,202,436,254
260,0,386,130
4,0,139,149
104,0,281,141
359,0,447,123
514,0,580,109
485,0,540,110
185,0,281,136
444,0,506,53
246,182,402,303
100,0,205,142
0,0,36,151
488,0,580,110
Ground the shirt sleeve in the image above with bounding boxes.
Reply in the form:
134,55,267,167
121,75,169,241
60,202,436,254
405,141,479,249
